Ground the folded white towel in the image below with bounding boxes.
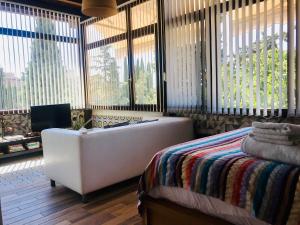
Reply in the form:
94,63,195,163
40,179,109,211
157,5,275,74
241,136,300,166
249,133,299,146
250,131,300,145
252,122,300,135
253,127,289,136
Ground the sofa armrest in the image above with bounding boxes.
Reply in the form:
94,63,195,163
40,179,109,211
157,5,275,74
41,129,84,194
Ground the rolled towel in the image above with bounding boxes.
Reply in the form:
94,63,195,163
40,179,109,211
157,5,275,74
252,122,300,135
241,136,300,166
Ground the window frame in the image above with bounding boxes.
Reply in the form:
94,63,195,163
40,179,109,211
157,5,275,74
84,0,163,111
211,0,289,116
0,3,83,114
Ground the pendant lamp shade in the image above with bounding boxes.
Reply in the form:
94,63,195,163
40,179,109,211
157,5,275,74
82,0,118,18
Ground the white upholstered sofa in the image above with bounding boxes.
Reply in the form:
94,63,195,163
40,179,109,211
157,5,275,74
42,117,193,202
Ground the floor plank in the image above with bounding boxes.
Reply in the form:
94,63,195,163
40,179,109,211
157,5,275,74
0,157,142,225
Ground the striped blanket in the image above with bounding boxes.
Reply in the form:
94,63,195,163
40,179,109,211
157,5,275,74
139,127,300,225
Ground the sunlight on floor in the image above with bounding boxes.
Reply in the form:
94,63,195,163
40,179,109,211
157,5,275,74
0,158,44,175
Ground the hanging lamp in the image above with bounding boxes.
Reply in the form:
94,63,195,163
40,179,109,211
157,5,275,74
82,0,118,18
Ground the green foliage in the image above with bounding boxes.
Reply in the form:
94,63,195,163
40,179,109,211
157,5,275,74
221,32,288,110
134,58,157,105
24,17,65,106
90,45,157,106
90,45,129,106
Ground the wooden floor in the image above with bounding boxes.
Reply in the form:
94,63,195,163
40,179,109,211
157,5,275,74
0,157,142,225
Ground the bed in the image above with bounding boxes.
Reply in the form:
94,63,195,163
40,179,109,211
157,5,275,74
138,127,300,225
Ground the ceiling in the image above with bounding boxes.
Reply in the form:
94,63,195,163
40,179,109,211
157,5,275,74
11,0,130,17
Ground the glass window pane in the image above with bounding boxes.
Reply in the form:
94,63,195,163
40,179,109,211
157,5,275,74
87,41,129,107
220,0,288,110
0,5,84,111
133,34,157,105
131,0,157,30
86,11,126,44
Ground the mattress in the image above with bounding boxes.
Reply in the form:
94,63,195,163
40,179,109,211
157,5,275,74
139,127,300,225
149,186,269,225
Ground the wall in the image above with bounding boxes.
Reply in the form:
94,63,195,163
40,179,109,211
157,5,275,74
172,113,300,138
0,109,87,136
2,109,300,138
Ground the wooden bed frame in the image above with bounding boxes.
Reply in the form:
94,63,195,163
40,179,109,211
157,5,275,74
140,195,233,225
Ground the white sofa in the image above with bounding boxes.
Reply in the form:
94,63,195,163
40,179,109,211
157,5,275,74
42,117,193,201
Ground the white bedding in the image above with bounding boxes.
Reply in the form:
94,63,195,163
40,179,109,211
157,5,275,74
149,186,270,225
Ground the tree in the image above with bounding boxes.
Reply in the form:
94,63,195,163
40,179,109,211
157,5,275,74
134,57,156,105
91,45,129,106
221,31,288,110
24,17,65,106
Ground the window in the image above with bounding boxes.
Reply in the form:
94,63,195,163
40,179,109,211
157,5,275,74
133,34,157,106
164,0,300,117
218,0,288,116
0,2,84,113
87,41,129,107
83,0,161,111
165,0,208,112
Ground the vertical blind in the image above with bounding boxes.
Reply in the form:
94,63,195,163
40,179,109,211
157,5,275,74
218,0,289,116
165,0,208,112
0,1,84,113
165,0,300,117
82,0,162,112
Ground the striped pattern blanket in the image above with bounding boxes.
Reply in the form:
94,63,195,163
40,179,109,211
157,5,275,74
138,127,300,225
